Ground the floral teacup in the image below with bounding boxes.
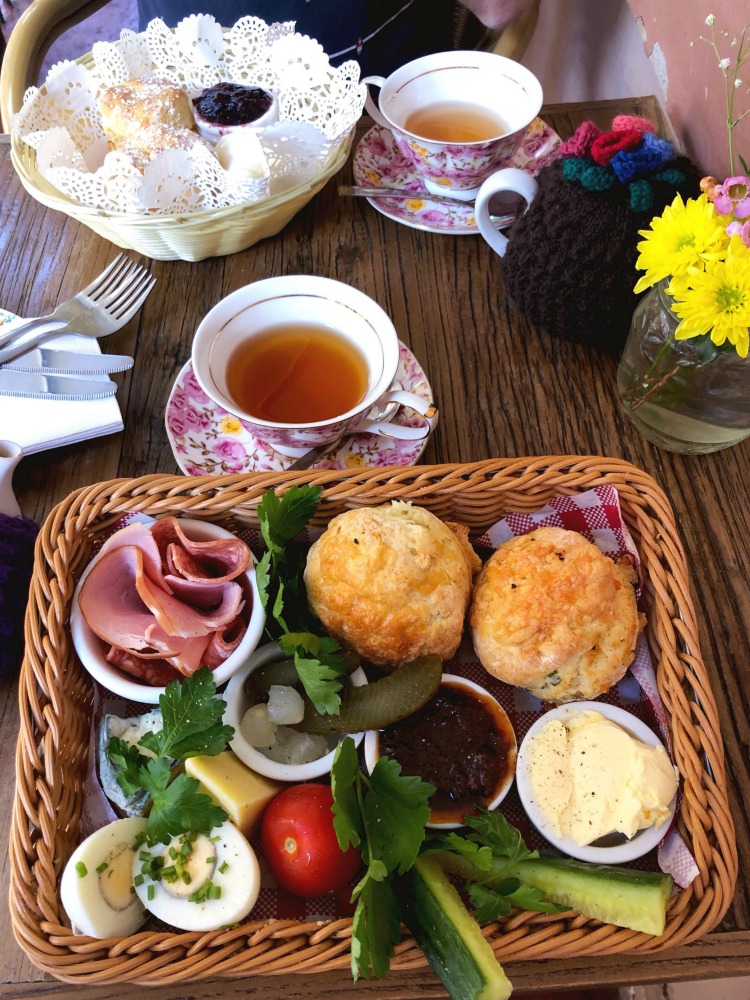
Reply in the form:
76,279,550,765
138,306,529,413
191,276,437,456
363,51,543,202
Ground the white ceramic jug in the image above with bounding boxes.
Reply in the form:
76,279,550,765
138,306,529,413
0,440,23,517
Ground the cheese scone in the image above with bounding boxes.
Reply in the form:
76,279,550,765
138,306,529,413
304,501,480,669
469,526,642,702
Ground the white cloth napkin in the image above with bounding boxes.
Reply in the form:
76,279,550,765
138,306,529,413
0,310,123,454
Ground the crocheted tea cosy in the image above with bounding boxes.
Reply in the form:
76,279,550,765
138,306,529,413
502,116,701,354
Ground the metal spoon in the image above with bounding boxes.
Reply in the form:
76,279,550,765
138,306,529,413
338,184,518,227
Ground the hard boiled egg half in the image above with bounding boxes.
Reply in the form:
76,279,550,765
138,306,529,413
60,817,149,938
132,819,261,931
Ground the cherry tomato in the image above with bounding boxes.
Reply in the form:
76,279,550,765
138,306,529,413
260,783,361,898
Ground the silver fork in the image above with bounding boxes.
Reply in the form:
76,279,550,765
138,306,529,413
0,255,156,366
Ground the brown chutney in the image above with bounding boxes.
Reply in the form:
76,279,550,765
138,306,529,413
376,677,517,825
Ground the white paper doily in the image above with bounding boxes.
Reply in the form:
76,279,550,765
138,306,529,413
12,15,365,215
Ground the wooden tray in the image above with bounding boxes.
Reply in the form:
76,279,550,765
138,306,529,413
12,458,738,985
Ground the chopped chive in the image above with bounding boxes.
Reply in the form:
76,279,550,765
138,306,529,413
75,862,88,878
140,851,152,862
168,847,178,860
133,874,145,887
147,884,155,901
205,856,216,864
218,861,229,874
208,885,221,900
181,871,192,884
96,862,108,874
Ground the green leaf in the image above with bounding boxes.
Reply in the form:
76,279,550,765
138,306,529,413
364,757,434,875
350,876,402,981
468,882,513,924
464,810,539,866
137,756,172,801
278,634,346,715
294,654,344,715
254,550,271,611
108,737,150,796
437,832,494,873
351,859,388,901
257,485,321,552
145,771,227,844
138,666,233,760
271,576,288,632
504,883,566,915
331,736,364,852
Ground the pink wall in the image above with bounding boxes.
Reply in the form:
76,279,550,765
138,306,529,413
628,0,749,180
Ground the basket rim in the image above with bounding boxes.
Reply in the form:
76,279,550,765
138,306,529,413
11,457,738,985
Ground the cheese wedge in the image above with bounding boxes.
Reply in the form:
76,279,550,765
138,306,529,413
185,751,283,838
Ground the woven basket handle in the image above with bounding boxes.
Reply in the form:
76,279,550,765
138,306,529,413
0,0,108,127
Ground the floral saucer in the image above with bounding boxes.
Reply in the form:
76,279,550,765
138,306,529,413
166,342,435,474
352,118,562,235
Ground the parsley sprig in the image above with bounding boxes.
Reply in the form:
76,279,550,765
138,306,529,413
331,736,435,980
255,485,347,715
330,739,565,980
427,812,566,924
108,666,233,845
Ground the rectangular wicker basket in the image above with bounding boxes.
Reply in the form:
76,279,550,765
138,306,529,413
11,458,738,985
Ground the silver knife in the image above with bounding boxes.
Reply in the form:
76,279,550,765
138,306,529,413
2,348,134,375
0,369,118,400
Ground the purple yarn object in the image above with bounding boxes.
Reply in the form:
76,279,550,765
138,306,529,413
0,512,39,678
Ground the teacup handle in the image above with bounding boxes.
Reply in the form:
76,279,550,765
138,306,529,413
350,389,438,440
474,167,538,258
361,75,390,130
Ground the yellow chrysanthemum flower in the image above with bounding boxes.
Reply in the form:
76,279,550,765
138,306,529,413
668,237,750,357
633,193,730,294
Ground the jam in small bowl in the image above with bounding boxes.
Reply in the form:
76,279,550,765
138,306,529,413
364,673,517,828
192,82,279,141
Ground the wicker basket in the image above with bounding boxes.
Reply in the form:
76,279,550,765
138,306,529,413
12,458,737,985
10,130,353,262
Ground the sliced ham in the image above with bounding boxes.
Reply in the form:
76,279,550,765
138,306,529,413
151,516,250,582
80,519,253,686
135,572,243,637
203,616,247,668
97,522,172,593
105,645,183,686
79,547,163,652
144,624,212,676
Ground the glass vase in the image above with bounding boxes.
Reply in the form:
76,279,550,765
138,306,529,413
617,282,750,454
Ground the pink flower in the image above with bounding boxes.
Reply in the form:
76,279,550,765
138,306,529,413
420,209,452,225
170,388,189,410
183,369,211,402
213,438,246,463
167,410,189,436
184,464,205,476
727,218,750,247
183,406,210,430
714,176,750,219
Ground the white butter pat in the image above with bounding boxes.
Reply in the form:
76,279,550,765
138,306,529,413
215,131,270,180
528,710,679,846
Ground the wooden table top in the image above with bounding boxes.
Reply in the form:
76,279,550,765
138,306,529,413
0,96,748,999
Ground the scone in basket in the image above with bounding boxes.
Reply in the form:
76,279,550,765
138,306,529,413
11,458,737,986
10,16,365,261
